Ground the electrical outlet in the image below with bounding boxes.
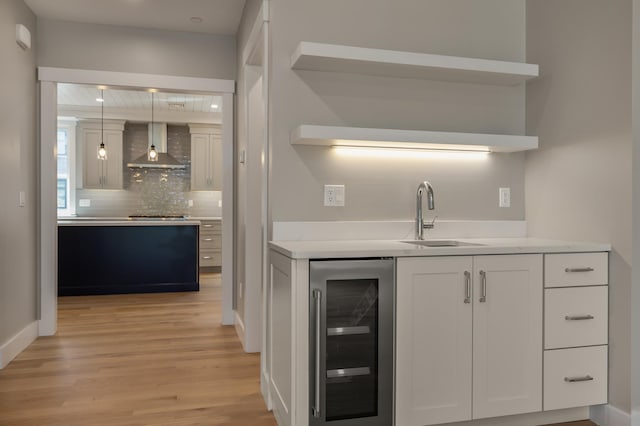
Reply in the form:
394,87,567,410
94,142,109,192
79,199,91,207
499,187,511,208
188,199,194,207
324,185,345,207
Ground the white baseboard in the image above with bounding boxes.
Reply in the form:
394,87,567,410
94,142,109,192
234,311,247,351
591,404,631,426
0,321,38,369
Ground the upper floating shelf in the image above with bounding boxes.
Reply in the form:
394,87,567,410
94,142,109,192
291,42,539,86
291,125,538,153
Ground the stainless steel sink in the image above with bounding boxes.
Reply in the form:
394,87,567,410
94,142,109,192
401,240,484,247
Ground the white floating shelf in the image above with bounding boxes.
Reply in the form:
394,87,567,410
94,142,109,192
291,125,538,153
291,42,539,86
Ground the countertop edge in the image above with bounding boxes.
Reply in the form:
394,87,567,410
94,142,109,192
269,238,612,259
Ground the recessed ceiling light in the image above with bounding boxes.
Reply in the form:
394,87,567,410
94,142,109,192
190,17,203,24
211,104,219,109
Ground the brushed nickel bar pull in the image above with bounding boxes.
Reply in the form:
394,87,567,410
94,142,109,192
565,314,595,321
464,271,471,304
202,224,214,228
479,270,487,303
565,267,595,273
312,289,322,418
203,238,213,241
326,367,371,379
327,326,370,336
564,375,594,383
202,256,213,260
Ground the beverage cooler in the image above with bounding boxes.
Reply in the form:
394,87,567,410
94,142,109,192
309,258,394,426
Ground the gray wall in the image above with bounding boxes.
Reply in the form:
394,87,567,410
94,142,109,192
269,0,528,223
234,0,263,324
526,0,632,415
37,18,236,80
0,0,38,346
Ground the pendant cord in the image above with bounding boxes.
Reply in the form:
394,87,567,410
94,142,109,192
101,89,104,144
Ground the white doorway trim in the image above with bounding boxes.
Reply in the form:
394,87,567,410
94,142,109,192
37,68,236,335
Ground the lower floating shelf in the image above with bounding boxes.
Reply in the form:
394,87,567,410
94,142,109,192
291,124,538,153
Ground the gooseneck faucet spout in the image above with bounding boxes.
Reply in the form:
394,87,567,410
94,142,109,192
416,181,435,240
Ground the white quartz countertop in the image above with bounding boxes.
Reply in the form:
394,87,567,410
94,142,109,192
269,238,611,259
58,219,203,227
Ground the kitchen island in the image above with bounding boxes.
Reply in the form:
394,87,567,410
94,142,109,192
58,220,200,296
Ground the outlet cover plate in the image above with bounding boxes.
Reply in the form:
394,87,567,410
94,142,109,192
324,185,345,207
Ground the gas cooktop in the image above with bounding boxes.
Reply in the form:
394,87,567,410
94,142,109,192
128,215,186,221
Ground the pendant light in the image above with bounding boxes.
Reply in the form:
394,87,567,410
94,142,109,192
97,89,107,160
148,91,158,162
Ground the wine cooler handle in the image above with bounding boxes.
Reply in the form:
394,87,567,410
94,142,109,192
312,289,322,418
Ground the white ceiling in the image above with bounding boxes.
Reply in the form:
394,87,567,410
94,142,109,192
58,83,222,124
24,0,246,35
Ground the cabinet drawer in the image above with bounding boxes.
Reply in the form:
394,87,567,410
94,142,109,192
545,286,608,349
200,221,221,233
200,249,221,267
200,235,221,250
545,253,608,287
544,346,607,411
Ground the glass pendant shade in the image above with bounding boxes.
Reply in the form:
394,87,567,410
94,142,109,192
97,142,107,160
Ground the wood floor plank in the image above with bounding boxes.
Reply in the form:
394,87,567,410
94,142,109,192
0,272,598,426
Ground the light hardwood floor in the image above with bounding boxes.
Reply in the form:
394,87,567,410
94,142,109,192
0,273,596,426
0,273,275,426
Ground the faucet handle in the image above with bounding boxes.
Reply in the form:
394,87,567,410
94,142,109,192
423,216,438,230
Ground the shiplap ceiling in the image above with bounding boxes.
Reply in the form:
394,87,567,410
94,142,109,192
58,83,222,124
24,0,246,35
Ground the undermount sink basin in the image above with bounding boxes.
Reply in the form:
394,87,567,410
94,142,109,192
401,240,485,247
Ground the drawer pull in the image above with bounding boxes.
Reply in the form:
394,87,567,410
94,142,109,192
565,267,595,273
202,256,213,260
565,314,595,321
203,238,213,241
564,375,594,383
202,224,213,228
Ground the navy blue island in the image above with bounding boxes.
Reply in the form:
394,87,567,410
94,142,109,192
57,220,200,296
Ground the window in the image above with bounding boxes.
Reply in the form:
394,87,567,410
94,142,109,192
57,120,76,216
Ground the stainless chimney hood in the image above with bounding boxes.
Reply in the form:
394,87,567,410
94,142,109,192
127,123,186,169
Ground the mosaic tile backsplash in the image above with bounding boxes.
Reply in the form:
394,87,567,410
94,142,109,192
74,123,221,218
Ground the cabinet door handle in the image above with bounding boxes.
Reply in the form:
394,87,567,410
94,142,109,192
203,238,213,241
565,267,595,273
202,256,213,260
203,224,213,228
312,289,322,418
464,271,471,304
565,314,595,321
479,270,487,303
564,375,594,383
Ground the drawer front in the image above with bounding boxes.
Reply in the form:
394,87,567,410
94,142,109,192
200,249,221,267
200,235,221,250
200,221,221,233
545,253,608,287
544,346,607,411
545,286,608,349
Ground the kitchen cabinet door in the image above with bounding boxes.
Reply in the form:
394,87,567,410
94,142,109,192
472,254,543,419
396,256,473,426
79,121,124,190
190,128,222,191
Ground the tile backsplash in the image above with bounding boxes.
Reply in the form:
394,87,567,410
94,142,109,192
74,123,222,218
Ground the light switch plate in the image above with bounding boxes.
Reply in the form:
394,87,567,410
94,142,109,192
324,185,345,207
499,187,511,208
79,199,91,207
188,199,194,207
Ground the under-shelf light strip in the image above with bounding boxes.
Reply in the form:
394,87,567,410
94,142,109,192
332,146,490,160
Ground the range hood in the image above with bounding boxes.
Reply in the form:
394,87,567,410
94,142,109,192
126,123,186,169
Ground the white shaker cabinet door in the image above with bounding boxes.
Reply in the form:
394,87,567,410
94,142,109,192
396,256,473,426
472,254,543,419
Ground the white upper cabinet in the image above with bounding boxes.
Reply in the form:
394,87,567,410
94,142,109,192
77,120,125,190
189,124,222,191
291,42,539,86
